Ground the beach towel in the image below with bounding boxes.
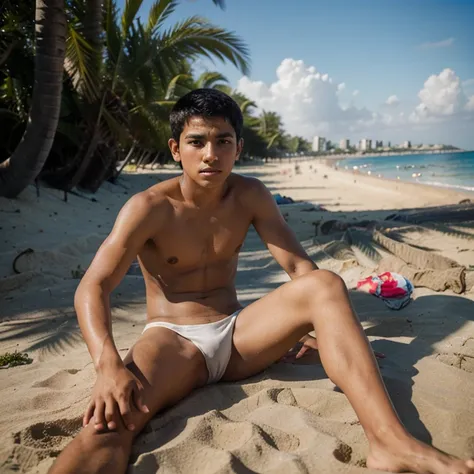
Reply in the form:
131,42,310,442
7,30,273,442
357,271,413,310
273,193,295,205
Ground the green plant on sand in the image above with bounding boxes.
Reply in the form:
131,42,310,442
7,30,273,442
0,351,33,368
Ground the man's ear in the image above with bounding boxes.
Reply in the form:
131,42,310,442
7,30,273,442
168,138,180,163
235,138,244,161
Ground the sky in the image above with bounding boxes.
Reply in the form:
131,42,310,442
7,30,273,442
123,0,474,149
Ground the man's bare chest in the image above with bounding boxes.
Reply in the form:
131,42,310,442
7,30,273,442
141,204,253,273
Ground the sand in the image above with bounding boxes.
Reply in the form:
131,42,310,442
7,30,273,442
1,160,473,473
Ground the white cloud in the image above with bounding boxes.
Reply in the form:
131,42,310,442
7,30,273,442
237,59,371,138
352,90,359,97
466,96,474,112
385,95,400,106
410,68,468,122
419,37,455,49
234,59,474,148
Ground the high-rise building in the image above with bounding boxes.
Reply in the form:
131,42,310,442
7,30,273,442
312,136,326,152
339,138,350,150
375,140,383,148
403,140,412,148
360,138,372,151
326,140,332,151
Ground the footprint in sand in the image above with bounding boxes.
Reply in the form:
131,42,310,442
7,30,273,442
203,413,300,453
333,441,353,463
32,368,80,390
131,409,301,473
7,417,82,472
14,417,82,452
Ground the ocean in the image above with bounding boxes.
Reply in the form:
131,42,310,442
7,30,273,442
337,151,474,194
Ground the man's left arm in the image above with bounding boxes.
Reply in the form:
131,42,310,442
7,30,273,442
247,178,319,356
248,179,318,279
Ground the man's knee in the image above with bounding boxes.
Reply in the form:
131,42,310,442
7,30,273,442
79,423,134,455
292,269,347,303
49,426,134,474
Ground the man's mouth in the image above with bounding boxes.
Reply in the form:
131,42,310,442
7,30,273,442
199,169,221,175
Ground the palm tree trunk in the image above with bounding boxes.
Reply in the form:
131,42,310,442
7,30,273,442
112,141,137,181
63,0,104,190
80,0,103,100
0,0,66,198
82,0,103,74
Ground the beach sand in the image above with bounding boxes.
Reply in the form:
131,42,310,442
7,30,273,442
1,160,473,473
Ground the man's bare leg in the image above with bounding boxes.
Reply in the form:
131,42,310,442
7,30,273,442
223,269,474,474
49,328,208,474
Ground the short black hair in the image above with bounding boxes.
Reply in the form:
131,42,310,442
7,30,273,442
170,89,243,142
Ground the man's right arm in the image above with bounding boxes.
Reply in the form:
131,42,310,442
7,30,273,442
74,192,159,372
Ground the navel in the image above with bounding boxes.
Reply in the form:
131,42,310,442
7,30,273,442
167,256,179,265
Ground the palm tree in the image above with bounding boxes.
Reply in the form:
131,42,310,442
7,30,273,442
0,0,67,198
0,0,249,196
65,0,250,191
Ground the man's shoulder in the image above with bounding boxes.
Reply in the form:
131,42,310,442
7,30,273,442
230,173,267,195
124,179,176,219
229,173,269,206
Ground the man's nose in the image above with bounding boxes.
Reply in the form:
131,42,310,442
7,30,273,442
203,142,218,163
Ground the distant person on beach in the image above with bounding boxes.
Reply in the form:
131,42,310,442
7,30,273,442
50,89,474,474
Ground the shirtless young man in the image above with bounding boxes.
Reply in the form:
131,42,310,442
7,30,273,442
51,89,474,474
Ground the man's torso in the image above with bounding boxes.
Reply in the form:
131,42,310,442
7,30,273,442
137,173,257,324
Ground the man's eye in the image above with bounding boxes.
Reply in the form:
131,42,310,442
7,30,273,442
189,140,202,146
219,139,231,144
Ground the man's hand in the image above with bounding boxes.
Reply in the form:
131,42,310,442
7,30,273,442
293,334,319,359
83,363,149,432
282,334,386,361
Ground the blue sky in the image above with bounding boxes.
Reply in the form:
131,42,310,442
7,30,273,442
121,0,474,148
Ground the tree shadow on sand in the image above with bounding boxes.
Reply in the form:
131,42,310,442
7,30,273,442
2,189,474,465
351,290,474,444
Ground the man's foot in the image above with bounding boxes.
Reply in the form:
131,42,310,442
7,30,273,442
367,433,474,474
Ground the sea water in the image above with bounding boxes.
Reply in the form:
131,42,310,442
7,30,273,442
338,151,474,194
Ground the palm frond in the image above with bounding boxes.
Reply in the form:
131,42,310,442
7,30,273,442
0,39,18,67
146,0,178,35
101,106,131,147
56,121,81,146
121,0,145,36
211,0,226,9
158,16,251,76
65,24,100,101
165,73,192,99
105,0,122,66
196,71,228,89
0,108,20,122
0,76,29,119
240,99,256,115
129,105,170,149
267,132,281,149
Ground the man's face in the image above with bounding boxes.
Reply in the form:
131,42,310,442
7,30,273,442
169,115,243,187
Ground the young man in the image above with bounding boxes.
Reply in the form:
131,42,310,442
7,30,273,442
51,89,474,474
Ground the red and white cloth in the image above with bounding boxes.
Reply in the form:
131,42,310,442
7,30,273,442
356,272,413,310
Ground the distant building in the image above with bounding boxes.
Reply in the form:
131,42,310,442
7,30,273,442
360,138,372,151
375,140,383,148
339,138,350,150
403,140,412,148
326,140,332,151
388,141,391,148
312,136,326,152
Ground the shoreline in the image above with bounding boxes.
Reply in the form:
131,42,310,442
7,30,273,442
308,148,471,160
320,159,474,198
233,160,473,212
